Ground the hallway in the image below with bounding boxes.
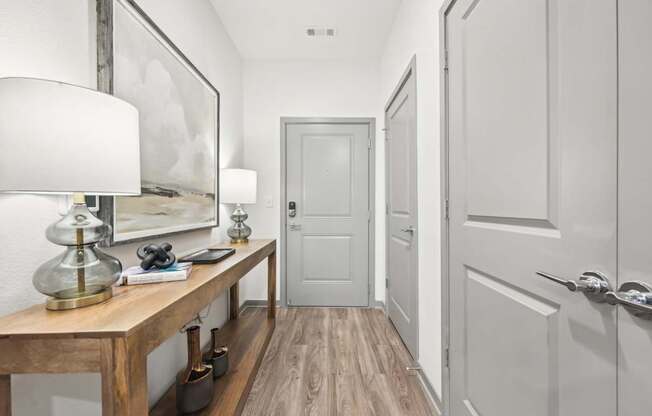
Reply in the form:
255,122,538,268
243,308,436,416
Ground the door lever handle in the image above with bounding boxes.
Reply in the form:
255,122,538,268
605,281,652,319
535,271,612,302
401,226,416,234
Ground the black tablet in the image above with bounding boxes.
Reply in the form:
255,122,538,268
179,248,236,264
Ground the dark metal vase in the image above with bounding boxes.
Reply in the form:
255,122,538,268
176,326,214,414
205,327,229,379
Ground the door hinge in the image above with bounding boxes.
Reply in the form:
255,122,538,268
386,203,389,215
385,278,389,289
383,127,389,141
368,210,372,222
368,139,373,149
288,298,292,306
443,49,449,71
445,347,450,368
445,199,450,220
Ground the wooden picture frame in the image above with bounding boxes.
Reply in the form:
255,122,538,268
96,0,220,246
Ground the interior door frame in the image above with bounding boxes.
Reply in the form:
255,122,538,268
279,117,376,308
384,55,420,359
439,1,456,415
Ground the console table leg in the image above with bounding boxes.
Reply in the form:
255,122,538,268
268,251,276,319
230,282,240,320
0,375,10,416
100,338,148,416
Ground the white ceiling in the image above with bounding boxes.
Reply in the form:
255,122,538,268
210,0,402,60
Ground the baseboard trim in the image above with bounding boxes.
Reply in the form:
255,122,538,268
240,299,385,311
415,367,443,415
239,299,280,313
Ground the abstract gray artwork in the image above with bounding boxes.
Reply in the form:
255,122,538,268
98,0,219,244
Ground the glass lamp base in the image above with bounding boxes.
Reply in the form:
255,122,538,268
35,200,122,311
46,287,113,311
227,204,252,243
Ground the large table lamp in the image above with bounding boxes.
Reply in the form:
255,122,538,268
220,169,257,243
0,77,141,310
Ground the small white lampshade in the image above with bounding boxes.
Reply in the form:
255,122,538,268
220,169,257,204
0,77,140,195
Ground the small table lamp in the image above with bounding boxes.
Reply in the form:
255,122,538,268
220,169,257,243
0,77,141,310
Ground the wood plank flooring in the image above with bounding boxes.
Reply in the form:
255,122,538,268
242,308,437,416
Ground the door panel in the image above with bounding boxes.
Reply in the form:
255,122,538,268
447,0,617,415
386,65,419,358
463,0,554,222
286,122,370,306
618,1,652,414
465,268,559,416
302,134,352,216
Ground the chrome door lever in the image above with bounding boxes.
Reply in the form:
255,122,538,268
401,226,416,234
605,282,652,319
535,271,612,302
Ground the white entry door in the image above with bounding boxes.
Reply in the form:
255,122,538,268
446,0,618,415
385,61,419,358
284,120,372,307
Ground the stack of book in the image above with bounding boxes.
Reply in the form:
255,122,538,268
117,262,193,286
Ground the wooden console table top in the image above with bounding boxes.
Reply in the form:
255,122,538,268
0,239,275,340
0,239,277,416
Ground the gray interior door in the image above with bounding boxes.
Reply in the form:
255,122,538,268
285,121,371,306
617,1,652,414
446,1,618,415
385,65,419,358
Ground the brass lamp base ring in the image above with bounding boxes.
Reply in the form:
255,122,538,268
46,287,113,311
230,238,249,244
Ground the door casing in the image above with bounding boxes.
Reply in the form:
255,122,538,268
279,117,376,308
439,2,455,415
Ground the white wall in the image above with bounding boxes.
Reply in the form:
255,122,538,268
0,0,244,413
380,0,445,399
1,0,447,410
240,59,384,303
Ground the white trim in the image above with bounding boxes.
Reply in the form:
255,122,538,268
439,1,457,414
416,367,443,415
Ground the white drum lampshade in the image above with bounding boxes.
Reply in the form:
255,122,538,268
0,77,141,310
220,168,257,243
220,168,257,204
0,77,141,195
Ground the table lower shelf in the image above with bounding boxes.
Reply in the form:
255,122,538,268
150,308,275,416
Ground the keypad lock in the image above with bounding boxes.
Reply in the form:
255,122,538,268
288,201,296,218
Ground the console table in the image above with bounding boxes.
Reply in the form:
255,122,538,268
0,239,276,416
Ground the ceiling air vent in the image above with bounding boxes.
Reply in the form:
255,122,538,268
306,27,336,38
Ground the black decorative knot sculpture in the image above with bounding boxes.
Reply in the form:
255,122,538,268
137,242,176,270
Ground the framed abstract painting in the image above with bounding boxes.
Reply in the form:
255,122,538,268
96,0,220,245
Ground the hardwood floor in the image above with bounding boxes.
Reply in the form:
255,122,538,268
242,308,437,416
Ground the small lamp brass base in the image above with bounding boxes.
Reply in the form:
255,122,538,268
46,287,113,311
230,237,249,244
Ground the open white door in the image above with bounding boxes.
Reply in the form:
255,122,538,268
385,60,419,358
445,0,618,415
